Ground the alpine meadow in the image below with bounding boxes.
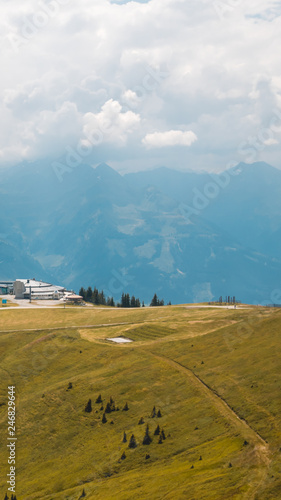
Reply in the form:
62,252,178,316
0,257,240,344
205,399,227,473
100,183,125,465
0,302,281,499
1,0,281,499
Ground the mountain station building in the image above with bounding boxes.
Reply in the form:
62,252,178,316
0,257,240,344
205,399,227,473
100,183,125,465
13,279,66,300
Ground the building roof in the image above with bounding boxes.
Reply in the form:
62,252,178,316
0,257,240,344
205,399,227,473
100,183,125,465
16,279,65,294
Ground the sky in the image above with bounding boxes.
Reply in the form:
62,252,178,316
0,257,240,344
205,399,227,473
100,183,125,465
1,0,281,174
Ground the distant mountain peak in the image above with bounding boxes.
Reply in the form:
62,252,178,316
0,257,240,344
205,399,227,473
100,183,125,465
94,163,121,178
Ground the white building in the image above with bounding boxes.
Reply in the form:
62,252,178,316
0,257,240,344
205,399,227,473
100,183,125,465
13,279,65,300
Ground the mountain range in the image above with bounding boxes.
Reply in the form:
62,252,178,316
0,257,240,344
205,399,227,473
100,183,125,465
0,160,280,305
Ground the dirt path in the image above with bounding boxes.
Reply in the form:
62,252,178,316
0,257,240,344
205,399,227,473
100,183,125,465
149,353,271,500
0,321,133,334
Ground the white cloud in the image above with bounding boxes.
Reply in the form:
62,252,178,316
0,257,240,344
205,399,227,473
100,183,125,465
263,138,279,146
142,130,198,148
0,0,281,171
82,99,140,146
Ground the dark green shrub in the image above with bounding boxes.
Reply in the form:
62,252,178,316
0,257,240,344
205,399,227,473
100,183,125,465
85,399,92,413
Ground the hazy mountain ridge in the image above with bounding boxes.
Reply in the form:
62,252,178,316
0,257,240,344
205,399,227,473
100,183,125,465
0,160,280,304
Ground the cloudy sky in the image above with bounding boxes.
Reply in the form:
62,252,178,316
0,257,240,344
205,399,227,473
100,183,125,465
1,0,281,173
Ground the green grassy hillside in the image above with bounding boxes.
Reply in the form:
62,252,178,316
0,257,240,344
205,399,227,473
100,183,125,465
0,305,280,499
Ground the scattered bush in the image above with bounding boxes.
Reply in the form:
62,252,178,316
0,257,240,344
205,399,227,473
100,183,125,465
154,425,160,436
128,434,137,449
105,402,112,414
143,424,152,445
85,399,92,413
160,429,166,440
151,406,156,418
67,382,73,390
121,452,126,460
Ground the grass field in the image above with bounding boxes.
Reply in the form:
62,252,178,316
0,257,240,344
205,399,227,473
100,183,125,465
0,304,280,499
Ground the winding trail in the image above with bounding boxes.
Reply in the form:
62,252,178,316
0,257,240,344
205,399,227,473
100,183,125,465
148,352,271,500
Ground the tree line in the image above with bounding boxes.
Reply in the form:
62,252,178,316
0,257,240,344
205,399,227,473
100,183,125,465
79,286,169,308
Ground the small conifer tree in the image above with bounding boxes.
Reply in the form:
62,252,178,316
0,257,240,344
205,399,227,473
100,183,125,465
160,429,166,440
138,417,144,425
102,413,107,423
143,424,152,445
85,399,92,413
122,431,127,443
128,434,137,448
157,409,162,418
4,494,9,500
105,402,112,413
154,424,160,435
123,402,129,411
121,451,126,460
95,394,102,404
151,406,156,418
